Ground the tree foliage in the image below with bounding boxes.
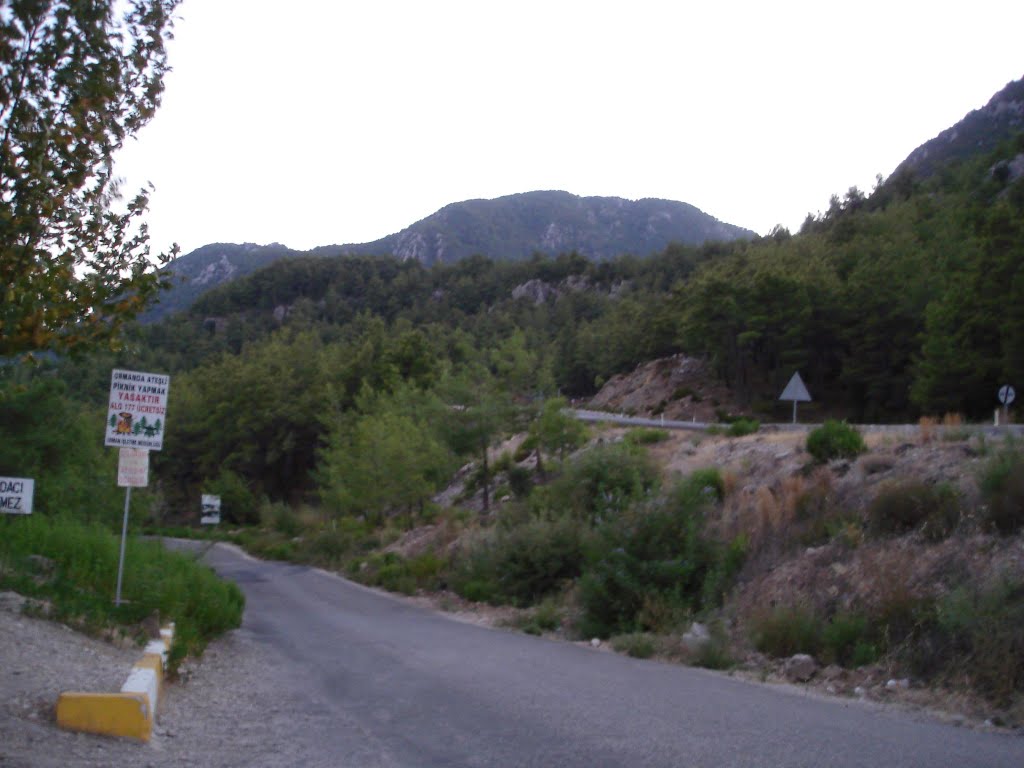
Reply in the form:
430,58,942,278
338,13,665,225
1,0,179,356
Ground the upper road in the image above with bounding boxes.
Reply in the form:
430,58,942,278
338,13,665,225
188,542,1024,768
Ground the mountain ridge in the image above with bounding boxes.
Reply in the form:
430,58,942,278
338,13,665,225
144,190,754,321
891,75,1024,180
317,190,754,265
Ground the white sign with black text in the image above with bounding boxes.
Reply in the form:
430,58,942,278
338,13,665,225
201,494,222,525
0,477,34,515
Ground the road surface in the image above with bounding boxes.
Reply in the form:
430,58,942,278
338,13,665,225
179,542,1024,768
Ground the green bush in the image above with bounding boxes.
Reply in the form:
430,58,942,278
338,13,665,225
624,428,670,446
611,632,656,658
673,467,726,505
453,517,586,606
979,446,1024,534
206,469,259,526
909,580,1024,705
690,620,735,670
867,481,960,539
301,518,374,565
512,598,562,635
672,386,700,402
262,501,302,538
506,465,533,499
546,443,659,523
512,438,534,464
577,480,736,638
0,378,126,526
726,418,760,437
822,613,877,667
751,605,822,658
806,420,866,462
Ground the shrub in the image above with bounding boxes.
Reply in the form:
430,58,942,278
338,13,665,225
611,632,656,658
822,613,877,667
578,485,735,638
867,481,960,539
358,552,445,595
726,418,760,437
624,428,670,446
548,443,659,523
751,605,822,658
0,378,124,526
534,598,561,630
979,446,1024,534
691,620,735,670
261,501,303,537
206,469,259,526
512,439,534,464
673,468,726,505
508,600,561,635
922,580,1024,705
506,465,533,499
302,517,375,565
806,420,866,462
453,517,586,606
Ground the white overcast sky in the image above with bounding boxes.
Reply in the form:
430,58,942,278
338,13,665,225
113,0,1024,257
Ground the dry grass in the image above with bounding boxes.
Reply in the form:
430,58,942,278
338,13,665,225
718,469,837,555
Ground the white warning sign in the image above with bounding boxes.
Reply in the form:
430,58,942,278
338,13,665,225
105,369,170,451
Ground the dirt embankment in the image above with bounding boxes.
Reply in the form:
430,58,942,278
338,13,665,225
587,355,747,422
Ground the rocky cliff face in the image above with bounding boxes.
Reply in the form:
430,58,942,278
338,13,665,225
892,76,1024,180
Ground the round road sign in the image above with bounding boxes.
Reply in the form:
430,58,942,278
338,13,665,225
998,385,1016,406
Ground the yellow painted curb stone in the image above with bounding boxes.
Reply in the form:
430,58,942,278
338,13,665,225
56,691,153,741
56,622,175,742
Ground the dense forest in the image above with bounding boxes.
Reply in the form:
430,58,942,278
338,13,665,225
4,128,1023,517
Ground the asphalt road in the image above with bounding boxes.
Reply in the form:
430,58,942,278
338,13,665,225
189,542,1024,768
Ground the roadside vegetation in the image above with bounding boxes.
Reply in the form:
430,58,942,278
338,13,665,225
3,83,1023,722
0,375,245,670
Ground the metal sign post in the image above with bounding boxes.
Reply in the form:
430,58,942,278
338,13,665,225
779,372,812,424
106,370,169,607
114,448,150,606
115,486,132,606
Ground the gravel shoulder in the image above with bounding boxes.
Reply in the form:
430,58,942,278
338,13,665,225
0,591,350,768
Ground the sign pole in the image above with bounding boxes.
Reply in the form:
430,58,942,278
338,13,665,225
780,372,812,425
115,486,131,606
105,369,168,607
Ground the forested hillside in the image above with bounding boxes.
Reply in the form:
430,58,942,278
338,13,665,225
5,71,1024,720
18,119,1019,512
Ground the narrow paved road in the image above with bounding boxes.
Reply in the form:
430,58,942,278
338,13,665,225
192,542,1023,767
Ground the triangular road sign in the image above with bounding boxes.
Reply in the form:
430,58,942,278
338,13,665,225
780,372,812,402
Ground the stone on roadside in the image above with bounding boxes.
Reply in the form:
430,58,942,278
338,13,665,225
681,622,711,652
783,653,818,682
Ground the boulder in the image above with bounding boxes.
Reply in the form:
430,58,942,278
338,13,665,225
681,622,711,652
784,653,818,682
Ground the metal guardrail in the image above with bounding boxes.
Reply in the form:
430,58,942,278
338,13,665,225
568,409,1024,436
